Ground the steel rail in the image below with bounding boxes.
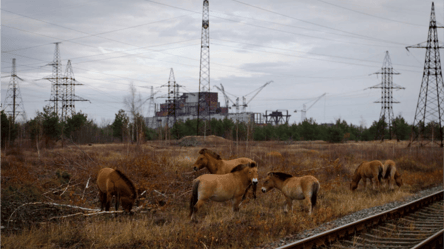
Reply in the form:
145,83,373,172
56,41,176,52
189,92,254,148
276,190,443,249
410,229,444,249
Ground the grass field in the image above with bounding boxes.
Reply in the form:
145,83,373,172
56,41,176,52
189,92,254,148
1,139,443,248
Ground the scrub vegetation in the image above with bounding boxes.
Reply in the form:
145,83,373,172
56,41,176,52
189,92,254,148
2,139,442,248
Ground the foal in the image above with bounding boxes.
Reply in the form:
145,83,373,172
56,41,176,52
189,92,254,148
261,172,320,215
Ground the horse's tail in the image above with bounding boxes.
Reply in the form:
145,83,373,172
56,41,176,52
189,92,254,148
311,181,320,208
378,163,383,183
189,180,200,217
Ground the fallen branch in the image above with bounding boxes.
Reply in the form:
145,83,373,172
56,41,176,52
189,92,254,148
154,190,167,198
49,210,123,220
82,176,91,200
48,205,145,220
7,202,100,228
177,190,192,198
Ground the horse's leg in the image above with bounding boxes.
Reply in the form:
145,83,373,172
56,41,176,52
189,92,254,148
99,191,106,211
191,199,206,222
115,192,120,211
389,177,394,190
105,193,112,211
232,195,243,212
284,197,292,213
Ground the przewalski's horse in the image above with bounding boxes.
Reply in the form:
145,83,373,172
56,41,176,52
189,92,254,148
189,162,258,222
383,160,403,189
350,160,383,191
97,168,137,212
193,148,256,174
261,172,320,215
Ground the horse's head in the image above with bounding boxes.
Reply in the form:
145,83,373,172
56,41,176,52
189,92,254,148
262,171,292,193
261,172,276,193
248,165,259,185
395,175,403,187
232,162,258,184
121,195,136,213
350,181,358,191
193,154,209,171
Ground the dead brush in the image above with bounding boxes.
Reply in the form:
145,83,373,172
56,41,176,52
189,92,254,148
1,141,443,249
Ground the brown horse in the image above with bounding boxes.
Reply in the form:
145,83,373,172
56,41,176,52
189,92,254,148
193,148,256,174
261,172,320,215
383,160,403,189
350,160,383,191
189,162,258,222
97,168,137,212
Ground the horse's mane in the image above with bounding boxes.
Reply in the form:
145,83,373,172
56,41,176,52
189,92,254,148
269,171,293,181
230,162,257,173
199,148,221,160
354,162,365,173
114,169,137,197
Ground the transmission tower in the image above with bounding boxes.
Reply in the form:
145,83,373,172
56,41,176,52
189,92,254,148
61,60,88,121
147,86,160,128
406,2,444,147
168,68,178,127
4,58,27,123
45,42,63,116
196,0,210,135
369,51,404,140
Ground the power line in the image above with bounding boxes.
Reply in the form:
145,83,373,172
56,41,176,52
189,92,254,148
316,0,425,27
231,0,408,46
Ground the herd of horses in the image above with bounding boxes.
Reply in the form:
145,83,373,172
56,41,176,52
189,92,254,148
96,148,403,221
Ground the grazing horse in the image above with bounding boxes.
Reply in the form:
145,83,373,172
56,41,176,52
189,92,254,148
261,172,320,215
350,160,383,191
192,148,256,174
189,162,258,222
97,168,137,212
383,160,403,189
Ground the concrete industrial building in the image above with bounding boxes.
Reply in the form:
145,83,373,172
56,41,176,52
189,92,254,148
144,91,256,129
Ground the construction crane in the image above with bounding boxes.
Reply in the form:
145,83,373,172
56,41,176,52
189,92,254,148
241,81,273,113
214,83,239,114
294,93,326,121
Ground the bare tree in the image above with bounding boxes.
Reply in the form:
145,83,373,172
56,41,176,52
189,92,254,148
124,82,143,144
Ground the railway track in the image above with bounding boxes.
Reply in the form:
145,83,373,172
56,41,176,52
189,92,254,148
277,190,443,249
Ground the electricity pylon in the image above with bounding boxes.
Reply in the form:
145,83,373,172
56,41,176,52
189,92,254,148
45,42,63,116
146,86,160,128
406,2,444,147
196,0,210,135
369,51,404,140
4,58,27,123
61,60,88,121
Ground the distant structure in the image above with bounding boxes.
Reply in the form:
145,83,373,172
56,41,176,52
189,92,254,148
146,86,160,128
406,2,444,147
295,93,326,122
4,58,27,123
369,51,404,140
45,42,63,116
196,0,211,134
61,60,88,120
145,92,254,129
45,43,88,120
264,110,291,125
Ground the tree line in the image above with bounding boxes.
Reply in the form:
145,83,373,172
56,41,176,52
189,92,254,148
3,105,421,149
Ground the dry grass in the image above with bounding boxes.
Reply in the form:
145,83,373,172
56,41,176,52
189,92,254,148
1,140,443,248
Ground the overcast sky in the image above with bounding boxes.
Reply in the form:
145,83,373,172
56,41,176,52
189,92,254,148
2,0,443,127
